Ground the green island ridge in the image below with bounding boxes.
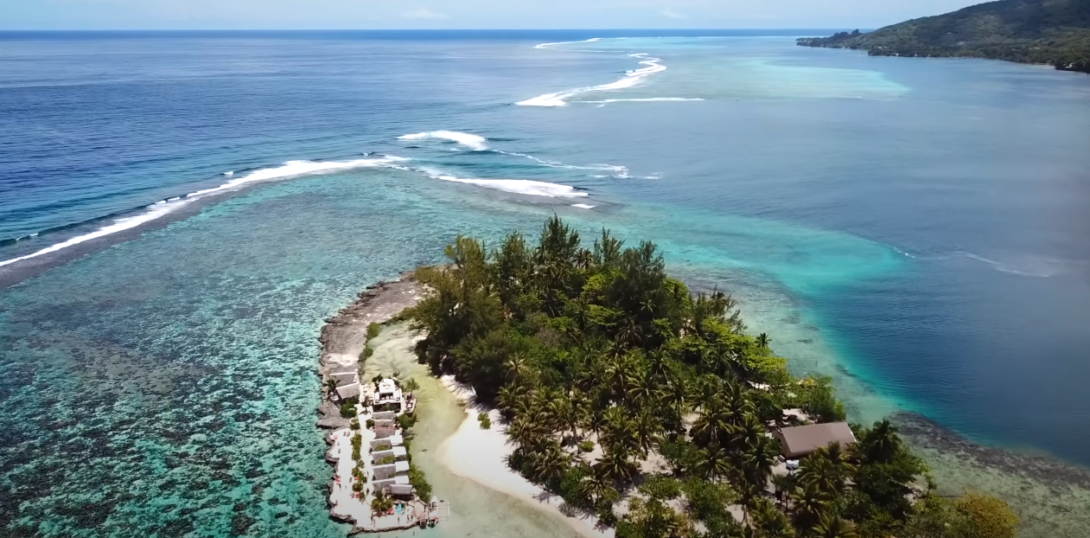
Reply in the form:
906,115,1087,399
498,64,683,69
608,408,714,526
796,0,1090,74
395,216,1019,538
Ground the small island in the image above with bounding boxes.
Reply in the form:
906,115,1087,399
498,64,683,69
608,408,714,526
319,216,1019,538
797,0,1090,74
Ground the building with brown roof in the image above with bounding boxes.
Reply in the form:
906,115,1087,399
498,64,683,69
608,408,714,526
774,422,857,459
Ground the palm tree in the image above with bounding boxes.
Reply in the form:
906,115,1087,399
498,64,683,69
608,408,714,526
594,446,637,484
531,442,570,484
813,512,858,538
568,389,591,440
865,420,901,463
732,411,766,452
402,378,420,395
819,442,855,491
496,384,522,417
579,466,617,506
750,497,796,538
508,415,549,449
756,333,771,349
799,457,840,497
698,444,733,480
740,435,778,494
631,410,662,459
504,354,528,382
790,484,829,529
601,406,638,455
371,488,394,514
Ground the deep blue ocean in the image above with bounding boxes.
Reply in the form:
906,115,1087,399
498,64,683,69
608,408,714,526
1,30,1088,537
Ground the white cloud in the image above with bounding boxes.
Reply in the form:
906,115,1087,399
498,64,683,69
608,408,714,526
401,7,449,20
660,8,685,19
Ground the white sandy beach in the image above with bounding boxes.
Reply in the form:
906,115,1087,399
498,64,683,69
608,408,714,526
437,375,615,538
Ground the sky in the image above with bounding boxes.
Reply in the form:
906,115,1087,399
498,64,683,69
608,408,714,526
1,0,984,30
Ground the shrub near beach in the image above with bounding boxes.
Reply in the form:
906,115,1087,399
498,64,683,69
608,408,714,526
406,216,1016,538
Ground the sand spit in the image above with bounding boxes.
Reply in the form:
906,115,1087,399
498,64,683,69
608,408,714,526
438,376,614,538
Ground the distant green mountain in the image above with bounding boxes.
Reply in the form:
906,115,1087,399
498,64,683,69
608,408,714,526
797,0,1090,73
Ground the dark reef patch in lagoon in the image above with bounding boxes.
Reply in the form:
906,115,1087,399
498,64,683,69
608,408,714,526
895,411,1090,490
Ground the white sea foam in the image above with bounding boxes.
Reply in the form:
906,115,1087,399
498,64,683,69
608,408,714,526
423,169,588,199
494,150,629,176
517,53,668,107
534,37,602,49
577,97,704,104
571,203,596,209
398,130,489,151
0,156,407,269
224,171,234,177
954,251,1084,278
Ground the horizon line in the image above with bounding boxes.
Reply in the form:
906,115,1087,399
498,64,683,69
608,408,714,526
0,28,851,32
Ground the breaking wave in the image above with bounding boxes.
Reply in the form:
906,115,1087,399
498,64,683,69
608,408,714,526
422,169,588,199
493,150,629,176
576,97,703,104
397,131,489,151
0,156,407,268
517,53,668,107
535,37,602,49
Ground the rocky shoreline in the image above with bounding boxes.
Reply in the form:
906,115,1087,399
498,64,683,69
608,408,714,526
315,271,423,533
316,271,422,430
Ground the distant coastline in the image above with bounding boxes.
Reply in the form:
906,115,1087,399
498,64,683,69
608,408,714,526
797,0,1090,74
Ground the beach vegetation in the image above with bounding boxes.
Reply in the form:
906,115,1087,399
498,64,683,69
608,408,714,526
405,216,1014,536
371,488,394,514
361,346,374,360
408,464,433,501
478,411,491,429
367,322,382,340
350,418,360,430
339,401,356,419
351,433,362,461
377,455,396,465
397,413,417,430
365,418,374,429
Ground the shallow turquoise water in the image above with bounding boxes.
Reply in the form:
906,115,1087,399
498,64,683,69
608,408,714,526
1,31,1089,536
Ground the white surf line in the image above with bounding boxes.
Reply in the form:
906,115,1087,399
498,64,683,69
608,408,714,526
0,156,408,269
517,52,668,107
534,37,602,49
419,168,589,199
493,149,630,176
575,97,704,104
397,130,489,151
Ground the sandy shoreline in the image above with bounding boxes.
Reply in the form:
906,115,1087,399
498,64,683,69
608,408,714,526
318,274,1090,537
437,375,614,538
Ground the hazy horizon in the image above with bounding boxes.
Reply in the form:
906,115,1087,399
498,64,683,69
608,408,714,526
1,0,982,31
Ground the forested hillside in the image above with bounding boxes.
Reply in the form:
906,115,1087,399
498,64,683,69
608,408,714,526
797,0,1090,73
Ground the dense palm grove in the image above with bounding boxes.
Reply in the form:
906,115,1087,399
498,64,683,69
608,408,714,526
405,217,1017,538
797,0,1090,74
